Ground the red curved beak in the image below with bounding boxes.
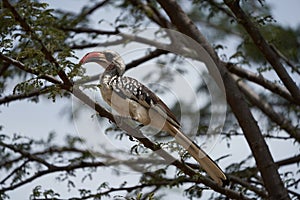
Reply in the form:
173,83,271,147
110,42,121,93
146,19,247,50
79,52,107,66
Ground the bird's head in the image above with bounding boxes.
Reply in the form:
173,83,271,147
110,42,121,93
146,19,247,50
80,50,126,75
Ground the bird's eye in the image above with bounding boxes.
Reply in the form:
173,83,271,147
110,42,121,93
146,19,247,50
104,52,114,62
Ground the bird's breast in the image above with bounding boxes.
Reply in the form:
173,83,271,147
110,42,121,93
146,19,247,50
99,74,114,105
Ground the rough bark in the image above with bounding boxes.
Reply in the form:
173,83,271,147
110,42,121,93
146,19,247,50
156,0,290,199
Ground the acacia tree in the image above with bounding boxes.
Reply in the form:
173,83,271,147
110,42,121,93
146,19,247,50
0,0,299,199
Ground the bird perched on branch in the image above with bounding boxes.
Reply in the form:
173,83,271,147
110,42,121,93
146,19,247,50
80,50,227,186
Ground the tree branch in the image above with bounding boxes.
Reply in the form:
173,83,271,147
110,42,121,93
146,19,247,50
226,154,300,198
270,44,300,76
221,131,294,140
65,27,171,50
77,177,254,200
232,154,300,182
0,85,54,105
30,176,255,200
77,0,110,20
226,62,298,105
234,75,300,142
224,0,300,103
3,0,72,86
0,50,263,200
1,1,294,198
0,146,92,170
128,0,173,28
70,88,252,199
0,161,30,185
0,141,53,169
62,27,119,35
126,49,169,70
156,0,290,199
0,161,106,193
70,38,131,49
287,189,300,200
206,0,236,19
276,154,300,167
228,175,268,198
0,53,61,84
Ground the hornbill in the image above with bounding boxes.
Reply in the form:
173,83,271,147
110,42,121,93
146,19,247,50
80,50,227,186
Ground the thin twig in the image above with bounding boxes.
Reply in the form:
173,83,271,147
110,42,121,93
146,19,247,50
226,62,298,105
62,27,119,35
82,0,110,16
276,155,300,167
128,0,172,28
126,49,169,71
233,75,300,142
0,161,106,193
228,175,268,198
0,161,29,185
0,85,54,105
0,54,61,84
270,44,300,76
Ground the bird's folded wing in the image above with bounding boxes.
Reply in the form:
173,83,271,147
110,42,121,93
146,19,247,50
111,76,181,129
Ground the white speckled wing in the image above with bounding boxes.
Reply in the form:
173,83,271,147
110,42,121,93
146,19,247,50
109,76,181,129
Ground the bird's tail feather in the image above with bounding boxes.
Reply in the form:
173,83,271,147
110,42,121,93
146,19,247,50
168,125,227,186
